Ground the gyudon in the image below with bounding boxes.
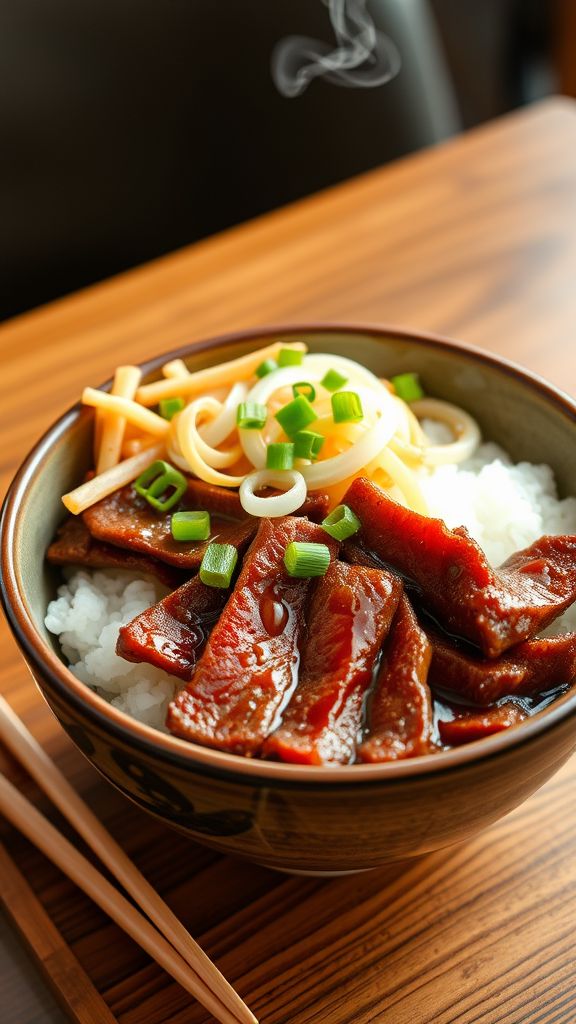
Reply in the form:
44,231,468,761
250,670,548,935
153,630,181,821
45,342,576,763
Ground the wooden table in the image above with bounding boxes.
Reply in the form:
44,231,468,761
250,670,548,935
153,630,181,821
2,97,576,1024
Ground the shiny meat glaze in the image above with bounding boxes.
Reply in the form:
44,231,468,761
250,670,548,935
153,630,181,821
358,594,434,762
116,575,230,680
167,517,339,756
438,703,529,745
427,629,576,704
47,516,185,588
343,477,576,657
83,482,256,569
83,479,329,569
264,562,402,765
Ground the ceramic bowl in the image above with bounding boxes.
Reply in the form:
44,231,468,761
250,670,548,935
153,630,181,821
2,325,576,875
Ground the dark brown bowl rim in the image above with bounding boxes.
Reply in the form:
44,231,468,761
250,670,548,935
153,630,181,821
2,322,576,787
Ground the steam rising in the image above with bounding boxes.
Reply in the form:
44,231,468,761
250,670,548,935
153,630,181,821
272,0,401,98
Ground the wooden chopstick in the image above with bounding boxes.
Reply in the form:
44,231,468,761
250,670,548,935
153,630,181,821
0,697,257,1024
0,840,119,1024
0,770,248,1024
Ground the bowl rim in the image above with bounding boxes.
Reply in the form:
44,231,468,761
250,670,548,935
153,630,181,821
2,321,576,786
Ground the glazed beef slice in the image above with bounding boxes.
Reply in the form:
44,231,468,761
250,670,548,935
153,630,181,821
343,477,576,657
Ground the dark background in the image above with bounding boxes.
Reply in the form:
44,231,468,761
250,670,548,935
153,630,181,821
1,0,565,321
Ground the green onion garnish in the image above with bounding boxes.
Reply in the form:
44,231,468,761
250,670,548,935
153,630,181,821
321,504,361,541
278,348,304,367
171,510,211,542
294,430,325,460
255,359,278,378
391,372,424,402
266,442,295,470
321,368,348,392
284,541,331,578
159,397,185,420
331,391,364,423
199,543,238,588
292,381,316,402
237,401,267,429
275,395,317,437
134,460,187,512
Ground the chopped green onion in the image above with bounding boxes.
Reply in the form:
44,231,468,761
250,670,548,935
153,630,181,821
134,460,187,512
391,372,424,403
284,541,331,578
294,430,325,460
321,504,361,541
266,442,295,470
321,368,348,392
292,381,316,402
331,391,364,423
171,510,211,541
237,401,267,429
159,397,185,420
275,395,317,437
256,359,278,378
199,543,238,588
278,348,304,367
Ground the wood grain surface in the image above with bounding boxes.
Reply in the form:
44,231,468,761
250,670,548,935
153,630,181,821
1,97,576,1024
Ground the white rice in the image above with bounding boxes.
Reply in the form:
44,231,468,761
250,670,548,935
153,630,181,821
45,570,175,729
45,445,576,730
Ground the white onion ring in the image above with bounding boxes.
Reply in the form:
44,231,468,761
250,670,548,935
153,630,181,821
239,469,307,517
411,398,481,465
200,381,248,447
176,400,245,486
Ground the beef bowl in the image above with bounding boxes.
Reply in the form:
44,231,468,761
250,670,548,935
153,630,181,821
2,324,576,875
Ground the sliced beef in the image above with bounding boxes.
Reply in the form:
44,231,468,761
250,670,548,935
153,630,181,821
83,478,329,569
438,704,528,746
83,482,256,569
117,575,229,680
343,477,576,657
358,595,434,763
428,630,576,704
264,563,401,765
47,517,184,588
167,517,338,755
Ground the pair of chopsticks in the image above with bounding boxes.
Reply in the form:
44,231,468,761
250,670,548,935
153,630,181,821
0,695,257,1024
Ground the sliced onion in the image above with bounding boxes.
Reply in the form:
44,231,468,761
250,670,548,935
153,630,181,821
239,469,307,517
166,439,190,472
389,396,412,443
367,448,428,515
200,381,248,447
240,379,395,477
300,410,397,488
411,398,481,465
303,353,385,390
246,364,321,405
176,400,245,487
181,397,242,467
